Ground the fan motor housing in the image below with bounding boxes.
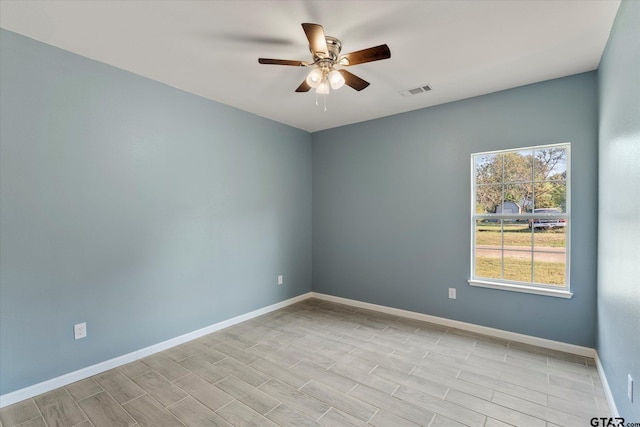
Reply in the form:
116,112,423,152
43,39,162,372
311,36,342,62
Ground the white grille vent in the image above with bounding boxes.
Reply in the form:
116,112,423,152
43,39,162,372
400,85,432,97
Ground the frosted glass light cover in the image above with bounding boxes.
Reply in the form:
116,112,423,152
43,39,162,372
317,79,330,94
306,68,323,88
328,70,345,89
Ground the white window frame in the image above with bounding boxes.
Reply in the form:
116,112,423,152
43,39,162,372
468,143,572,299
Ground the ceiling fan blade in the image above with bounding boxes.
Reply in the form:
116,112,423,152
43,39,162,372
295,80,312,92
339,44,391,66
302,23,328,58
258,58,306,66
338,70,370,91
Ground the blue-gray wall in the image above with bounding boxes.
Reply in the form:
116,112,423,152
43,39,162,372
3,8,637,415
0,29,312,395
597,0,640,419
312,72,598,347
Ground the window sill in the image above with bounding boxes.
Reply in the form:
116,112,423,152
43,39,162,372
468,279,573,299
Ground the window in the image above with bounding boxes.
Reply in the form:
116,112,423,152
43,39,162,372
469,143,571,298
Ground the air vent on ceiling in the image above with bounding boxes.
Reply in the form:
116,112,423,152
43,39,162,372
399,85,432,97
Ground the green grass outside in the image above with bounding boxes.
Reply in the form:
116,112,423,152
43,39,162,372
475,256,565,285
476,223,566,248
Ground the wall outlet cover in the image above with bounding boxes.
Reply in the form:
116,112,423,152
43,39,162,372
278,275,283,285
448,288,457,299
74,322,87,340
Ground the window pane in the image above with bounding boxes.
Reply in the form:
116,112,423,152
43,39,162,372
534,147,567,181
533,226,566,250
533,225,566,286
475,219,501,280
475,153,503,184
533,251,566,286
503,149,533,183
502,183,532,214
503,222,531,247
475,249,502,280
533,182,566,213
476,184,502,214
504,252,532,282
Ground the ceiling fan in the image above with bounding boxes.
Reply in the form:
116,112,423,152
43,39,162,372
258,23,391,94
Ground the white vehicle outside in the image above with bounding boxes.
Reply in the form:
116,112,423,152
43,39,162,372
529,208,566,229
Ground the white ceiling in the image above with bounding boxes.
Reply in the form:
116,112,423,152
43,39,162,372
0,0,620,133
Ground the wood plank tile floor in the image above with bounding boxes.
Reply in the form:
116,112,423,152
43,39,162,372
0,298,611,427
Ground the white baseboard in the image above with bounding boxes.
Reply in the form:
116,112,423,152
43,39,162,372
595,352,619,417
0,292,311,408
1,290,603,410
309,292,596,358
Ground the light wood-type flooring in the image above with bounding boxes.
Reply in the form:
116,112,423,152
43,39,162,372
0,298,610,427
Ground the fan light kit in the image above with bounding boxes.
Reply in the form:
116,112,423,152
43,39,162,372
259,23,391,110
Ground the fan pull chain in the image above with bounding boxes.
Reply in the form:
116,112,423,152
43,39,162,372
313,91,327,111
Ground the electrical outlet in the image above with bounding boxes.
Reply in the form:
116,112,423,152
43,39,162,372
448,288,456,299
278,275,283,285
629,374,634,402
74,322,87,340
